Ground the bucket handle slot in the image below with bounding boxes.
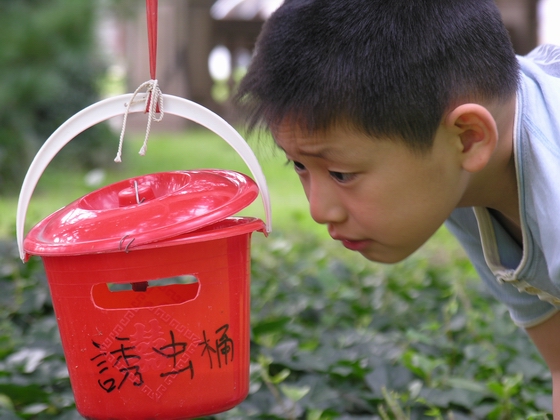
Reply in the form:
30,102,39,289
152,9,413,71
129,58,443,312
92,275,200,310
16,94,272,261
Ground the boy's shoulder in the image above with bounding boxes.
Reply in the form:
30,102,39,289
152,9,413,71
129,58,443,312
517,44,560,122
520,44,560,78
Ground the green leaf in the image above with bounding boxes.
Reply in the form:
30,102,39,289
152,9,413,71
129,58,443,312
0,407,20,420
0,394,14,411
0,383,48,407
486,381,505,398
21,403,49,415
252,317,292,337
446,377,487,393
280,384,311,402
419,387,483,409
269,369,291,385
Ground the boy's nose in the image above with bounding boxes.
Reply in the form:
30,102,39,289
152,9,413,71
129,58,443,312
307,182,346,225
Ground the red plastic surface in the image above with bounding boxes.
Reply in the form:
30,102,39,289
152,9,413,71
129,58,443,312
40,217,262,419
24,169,266,418
24,170,259,256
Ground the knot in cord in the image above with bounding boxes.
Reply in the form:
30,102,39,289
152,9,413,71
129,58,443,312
114,79,164,163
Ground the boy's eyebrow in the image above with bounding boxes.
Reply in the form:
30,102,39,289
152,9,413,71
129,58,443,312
298,150,331,158
275,144,334,159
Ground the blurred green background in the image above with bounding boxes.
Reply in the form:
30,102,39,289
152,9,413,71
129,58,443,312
0,0,115,195
0,1,557,419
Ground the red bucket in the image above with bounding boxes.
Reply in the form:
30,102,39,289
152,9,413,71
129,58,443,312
16,96,271,420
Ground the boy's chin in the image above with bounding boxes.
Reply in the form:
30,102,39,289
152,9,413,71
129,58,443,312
357,246,418,265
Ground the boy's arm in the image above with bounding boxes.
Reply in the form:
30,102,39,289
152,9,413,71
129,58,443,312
525,311,560,417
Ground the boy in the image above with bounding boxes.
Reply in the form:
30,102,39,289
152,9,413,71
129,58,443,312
235,0,560,415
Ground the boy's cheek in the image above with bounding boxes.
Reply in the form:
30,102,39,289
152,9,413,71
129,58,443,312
297,179,311,200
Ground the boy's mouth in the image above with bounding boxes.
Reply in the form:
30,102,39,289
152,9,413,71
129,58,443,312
331,234,372,251
340,239,371,251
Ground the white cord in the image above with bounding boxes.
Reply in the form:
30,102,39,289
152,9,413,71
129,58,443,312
114,79,164,163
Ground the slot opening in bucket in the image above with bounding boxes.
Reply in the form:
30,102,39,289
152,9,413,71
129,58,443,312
92,275,200,310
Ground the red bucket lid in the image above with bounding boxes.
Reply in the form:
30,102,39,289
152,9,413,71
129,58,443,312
24,170,260,256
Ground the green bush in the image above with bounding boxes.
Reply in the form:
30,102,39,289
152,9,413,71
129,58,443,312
0,0,113,194
0,232,553,419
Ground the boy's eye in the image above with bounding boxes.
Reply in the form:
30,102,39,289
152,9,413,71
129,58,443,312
329,171,356,183
292,161,306,172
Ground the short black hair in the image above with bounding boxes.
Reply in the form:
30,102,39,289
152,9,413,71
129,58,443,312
235,0,519,151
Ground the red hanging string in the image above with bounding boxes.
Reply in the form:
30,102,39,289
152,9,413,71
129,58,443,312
115,0,163,161
146,0,159,112
146,0,158,79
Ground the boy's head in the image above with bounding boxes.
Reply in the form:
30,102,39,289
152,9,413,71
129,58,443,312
236,0,519,152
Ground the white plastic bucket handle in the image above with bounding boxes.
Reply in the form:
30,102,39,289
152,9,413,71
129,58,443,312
16,93,272,261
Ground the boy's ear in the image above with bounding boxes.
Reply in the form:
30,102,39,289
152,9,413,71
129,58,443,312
443,104,498,173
